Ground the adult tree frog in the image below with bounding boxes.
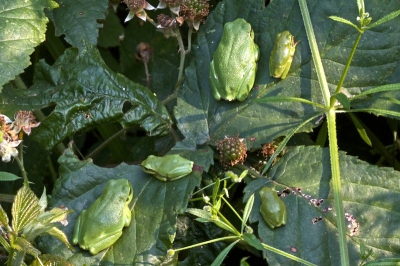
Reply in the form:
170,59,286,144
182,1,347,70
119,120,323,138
269,31,299,79
209,18,259,101
259,187,287,229
141,154,194,181
72,179,133,255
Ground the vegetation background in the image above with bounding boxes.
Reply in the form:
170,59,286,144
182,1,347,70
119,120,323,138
1,0,400,265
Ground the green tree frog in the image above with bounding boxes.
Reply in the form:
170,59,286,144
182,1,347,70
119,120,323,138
72,179,133,255
209,18,259,101
141,154,194,181
269,31,299,79
259,187,287,229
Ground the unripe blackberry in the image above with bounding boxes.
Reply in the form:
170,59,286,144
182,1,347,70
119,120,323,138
216,136,247,167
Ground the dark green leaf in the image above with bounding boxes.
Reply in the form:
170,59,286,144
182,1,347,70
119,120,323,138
46,0,108,48
244,146,400,264
175,0,400,149
0,43,172,150
0,0,58,91
37,148,201,265
97,7,124,48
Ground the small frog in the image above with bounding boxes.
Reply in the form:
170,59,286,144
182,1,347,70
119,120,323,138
209,18,260,101
72,179,133,255
259,187,287,229
141,154,193,181
269,31,299,79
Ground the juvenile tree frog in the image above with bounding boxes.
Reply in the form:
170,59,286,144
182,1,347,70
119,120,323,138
141,154,194,181
269,31,299,79
72,179,133,255
259,187,287,229
209,18,259,101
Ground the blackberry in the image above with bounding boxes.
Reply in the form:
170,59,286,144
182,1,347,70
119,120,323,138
216,136,247,167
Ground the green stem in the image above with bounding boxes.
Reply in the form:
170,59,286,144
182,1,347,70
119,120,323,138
298,0,330,106
334,32,363,96
171,235,239,253
186,27,193,54
145,13,158,27
260,242,317,266
84,127,127,160
326,109,349,265
13,157,28,187
221,196,243,223
299,0,349,265
216,210,241,236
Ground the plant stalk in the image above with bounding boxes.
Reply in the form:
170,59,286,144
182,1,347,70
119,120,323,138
334,32,363,96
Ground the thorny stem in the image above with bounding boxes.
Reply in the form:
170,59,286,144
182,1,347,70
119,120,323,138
175,27,186,82
162,76,185,105
144,61,150,88
14,156,28,187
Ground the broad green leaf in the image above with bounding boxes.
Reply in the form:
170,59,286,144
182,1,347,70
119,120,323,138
244,146,400,265
37,148,201,265
0,0,58,91
12,185,41,233
174,0,400,149
45,0,108,48
0,43,172,150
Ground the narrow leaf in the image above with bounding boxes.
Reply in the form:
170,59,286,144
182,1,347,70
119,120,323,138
241,194,254,233
0,234,10,252
186,208,212,219
364,257,400,265
210,240,240,266
0,172,22,182
332,93,350,109
328,16,360,32
348,113,372,146
368,10,400,29
242,233,263,251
